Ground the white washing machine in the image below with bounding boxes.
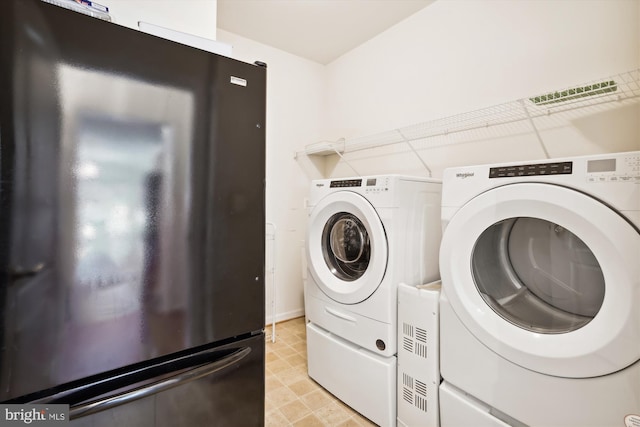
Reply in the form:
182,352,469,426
305,175,441,427
438,151,640,427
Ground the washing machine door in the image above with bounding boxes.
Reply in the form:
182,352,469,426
307,191,388,304
440,182,640,378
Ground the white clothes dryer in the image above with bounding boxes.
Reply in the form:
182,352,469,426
305,175,441,427
439,151,640,427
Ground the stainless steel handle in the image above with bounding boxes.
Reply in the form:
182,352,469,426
69,346,251,420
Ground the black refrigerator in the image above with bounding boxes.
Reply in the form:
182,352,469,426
0,0,266,425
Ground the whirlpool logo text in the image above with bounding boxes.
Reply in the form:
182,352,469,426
455,172,475,179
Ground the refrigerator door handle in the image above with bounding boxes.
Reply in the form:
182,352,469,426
7,262,46,281
69,346,251,420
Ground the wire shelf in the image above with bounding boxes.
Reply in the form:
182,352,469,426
296,69,640,158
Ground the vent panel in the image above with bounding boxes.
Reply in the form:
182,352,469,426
415,380,427,397
403,322,414,337
398,283,441,426
415,342,428,358
403,336,414,352
403,387,413,404
415,395,428,413
403,373,414,388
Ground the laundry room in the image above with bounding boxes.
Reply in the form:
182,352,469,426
211,0,640,330
225,1,639,424
1,0,638,426
214,3,636,424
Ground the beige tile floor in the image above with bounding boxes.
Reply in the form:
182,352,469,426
265,317,377,427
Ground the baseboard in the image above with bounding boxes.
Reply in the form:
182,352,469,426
266,308,305,325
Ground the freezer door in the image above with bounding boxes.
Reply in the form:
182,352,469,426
65,334,264,427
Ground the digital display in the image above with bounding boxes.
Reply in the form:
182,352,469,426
587,158,616,173
330,179,362,188
489,161,572,178
366,178,377,186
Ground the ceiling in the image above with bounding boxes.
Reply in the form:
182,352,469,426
216,0,434,65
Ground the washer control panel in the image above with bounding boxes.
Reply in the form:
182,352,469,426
329,179,362,188
586,153,640,183
328,177,391,193
363,177,390,194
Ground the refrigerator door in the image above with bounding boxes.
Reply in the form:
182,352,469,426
204,58,266,341
0,0,266,401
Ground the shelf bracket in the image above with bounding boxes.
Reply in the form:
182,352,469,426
333,146,361,176
519,99,550,159
397,129,433,177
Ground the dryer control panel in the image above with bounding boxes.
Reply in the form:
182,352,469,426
489,161,572,178
586,153,640,183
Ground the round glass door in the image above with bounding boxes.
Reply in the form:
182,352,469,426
322,213,371,281
306,191,388,305
472,217,605,334
439,182,640,377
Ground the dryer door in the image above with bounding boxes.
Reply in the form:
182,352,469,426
440,182,640,378
307,191,388,304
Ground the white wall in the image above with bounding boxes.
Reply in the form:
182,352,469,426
99,0,217,39
322,0,640,179
215,30,326,323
